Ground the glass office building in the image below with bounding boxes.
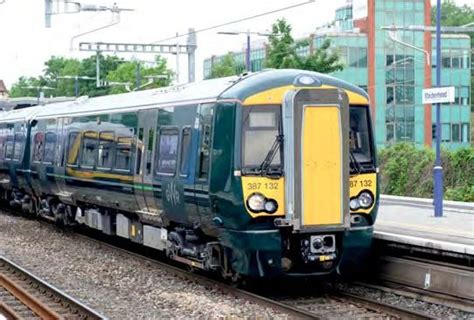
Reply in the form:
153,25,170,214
203,0,472,149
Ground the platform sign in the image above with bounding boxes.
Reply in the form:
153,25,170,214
422,87,455,104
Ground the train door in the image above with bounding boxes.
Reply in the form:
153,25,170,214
134,109,159,214
283,88,350,230
194,103,214,229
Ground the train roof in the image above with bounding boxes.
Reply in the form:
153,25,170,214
0,69,367,123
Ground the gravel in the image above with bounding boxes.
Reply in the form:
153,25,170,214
0,211,288,319
336,282,474,319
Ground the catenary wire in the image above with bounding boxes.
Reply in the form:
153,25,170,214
152,0,316,44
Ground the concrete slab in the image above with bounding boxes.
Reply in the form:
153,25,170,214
374,199,474,255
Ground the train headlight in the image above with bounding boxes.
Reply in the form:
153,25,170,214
264,199,278,214
358,191,374,209
247,193,265,212
349,198,360,210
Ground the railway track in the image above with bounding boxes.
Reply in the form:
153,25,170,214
0,255,104,320
74,229,433,319
1,209,434,319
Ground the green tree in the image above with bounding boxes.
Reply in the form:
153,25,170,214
106,55,173,94
265,18,344,73
206,53,238,79
9,76,48,98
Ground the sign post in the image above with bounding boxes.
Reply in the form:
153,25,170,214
422,86,454,218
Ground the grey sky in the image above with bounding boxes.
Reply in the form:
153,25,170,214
0,0,472,88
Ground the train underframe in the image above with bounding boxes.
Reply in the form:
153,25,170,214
3,187,373,280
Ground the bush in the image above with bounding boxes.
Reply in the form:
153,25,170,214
378,143,474,202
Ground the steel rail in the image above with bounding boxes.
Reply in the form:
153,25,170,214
0,255,105,319
0,273,62,319
0,301,20,320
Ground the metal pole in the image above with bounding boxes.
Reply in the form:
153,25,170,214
434,0,443,217
74,76,79,97
176,32,180,84
96,51,101,88
246,31,251,72
187,28,196,83
135,62,141,90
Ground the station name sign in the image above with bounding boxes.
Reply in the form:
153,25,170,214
422,87,455,104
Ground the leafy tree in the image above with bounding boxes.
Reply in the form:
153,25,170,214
9,54,173,98
106,55,173,94
265,18,344,73
9,76,48,98
265,19,302,69
206,53,238,79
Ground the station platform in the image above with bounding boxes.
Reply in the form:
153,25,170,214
374,195,474,256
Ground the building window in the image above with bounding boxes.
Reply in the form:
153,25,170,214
98,131,114,169
452,124,460,142
461,124,470,143
156,128,179,175
441,123,451,142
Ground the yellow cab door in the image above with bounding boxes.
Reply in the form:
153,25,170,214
283,88,349,230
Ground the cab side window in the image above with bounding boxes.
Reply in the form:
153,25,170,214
156,128,179,175
179,127,192,176
198,103,214,179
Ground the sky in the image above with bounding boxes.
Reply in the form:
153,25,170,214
0,0,472,89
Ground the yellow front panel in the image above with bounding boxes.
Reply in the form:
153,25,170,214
303,106,343,225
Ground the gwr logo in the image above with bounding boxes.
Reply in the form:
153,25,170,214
165,181,180,206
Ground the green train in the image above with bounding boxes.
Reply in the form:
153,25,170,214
0,69,378,279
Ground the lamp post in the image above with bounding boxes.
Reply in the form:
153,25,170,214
433,0,443,217
217,31,275,72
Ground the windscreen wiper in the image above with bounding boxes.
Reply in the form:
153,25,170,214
259,134,283,177
349,150,362,174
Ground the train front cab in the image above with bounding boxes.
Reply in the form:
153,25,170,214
220,81,377,279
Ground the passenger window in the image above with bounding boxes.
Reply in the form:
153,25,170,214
33,133,45,162
156,128,179,175
115,137,132,171
67,132,80,165
81,131,98,167
198,103,214,179
98,131,114,169
179,127,192,176
44,132,56,164
13,133,24,161
5,135,13,160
